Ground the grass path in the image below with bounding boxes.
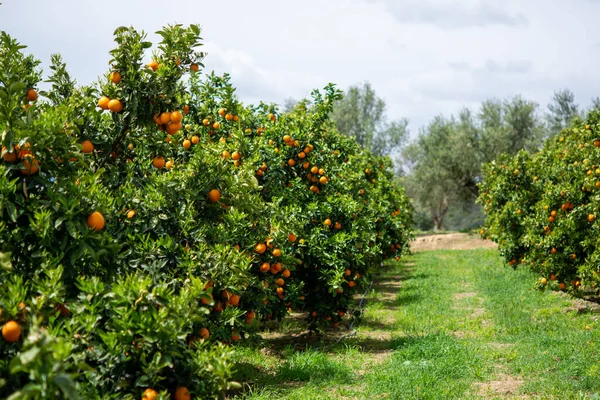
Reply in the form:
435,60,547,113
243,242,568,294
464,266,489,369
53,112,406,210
231,249,600,399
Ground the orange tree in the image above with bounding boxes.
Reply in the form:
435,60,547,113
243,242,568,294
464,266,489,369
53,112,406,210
0,24,412,398
478,111,600,294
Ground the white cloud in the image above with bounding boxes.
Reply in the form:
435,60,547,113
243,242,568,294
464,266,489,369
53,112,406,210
1,0,600,134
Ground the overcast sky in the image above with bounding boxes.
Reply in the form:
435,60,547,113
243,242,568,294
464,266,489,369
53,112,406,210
2,0,600,133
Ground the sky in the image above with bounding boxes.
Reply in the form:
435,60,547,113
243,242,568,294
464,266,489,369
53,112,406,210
2,0,600,134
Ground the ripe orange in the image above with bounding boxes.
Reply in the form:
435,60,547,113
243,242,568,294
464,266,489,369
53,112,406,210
229,294,240,306
334,222,342,230
319,176,328,184
175,387,191,400
153,156,165,169
348,281,356,288
81,140,94,154
260,262,270,273
218,108,226,116
559,282,566,290
541,278,547,285
87,211,105,231
98,96,110,110
190,63,199,72
288,159,295,167
311,166,318,174
345,268,351,276
213,122,220,129
276,287,284,295
208,189,221,203
183,104,190,114
225,113,233,121
303,161,310,169
20,155,39,175
595,139,600,148
110,71,122,84
282,269,290,278
310,186,319,193
191,136,199,144
159,112,171,124
108,99,123,112
231,333,241,341
2,320,21,342
222,151,230,159
255,243,267,254
268,113,276,121
165,160,173,169
324,218,332,227
147,60,159,71
166,122,182,135
2,146,17,163
183,139,191,149
171,110,183,123
318,168,325,175
288,233,297,242
26,89,38,101
199,328,210,339
127,210,136,219
231,151,241,160
142,388,159,400
588,214,595,223
283,135,291,143
550,248,557,255
272,248,282,257
274,262,282,272
298,151,306,159
276,278,285,286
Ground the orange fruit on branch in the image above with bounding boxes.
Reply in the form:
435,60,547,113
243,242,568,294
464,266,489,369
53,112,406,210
109,71,121,84
26,89,38,101
208,189,221,203
87,211,105,231
2,320,21,342
175,387,191,400
108,99,123,112
81,140,94,154
98,96,110,110
152,156,165,169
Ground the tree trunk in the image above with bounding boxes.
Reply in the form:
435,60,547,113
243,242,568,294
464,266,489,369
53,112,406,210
430,195,449,231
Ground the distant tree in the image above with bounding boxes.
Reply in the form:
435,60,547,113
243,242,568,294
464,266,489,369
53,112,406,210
403,95,544,230
546,89,580,136
590,97,600,112
282,97,298,113
331,82,408,157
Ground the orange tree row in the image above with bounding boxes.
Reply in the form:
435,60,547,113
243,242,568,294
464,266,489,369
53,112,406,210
0,25,412,399
478,110,600,294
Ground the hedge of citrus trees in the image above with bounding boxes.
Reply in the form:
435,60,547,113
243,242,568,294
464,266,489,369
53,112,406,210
478,110,600,294
0,24,413,399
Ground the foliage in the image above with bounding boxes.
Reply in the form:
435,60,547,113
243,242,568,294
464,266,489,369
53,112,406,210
404,96,544,230
331,82,408,158
0,24,412,398
479,110,600,294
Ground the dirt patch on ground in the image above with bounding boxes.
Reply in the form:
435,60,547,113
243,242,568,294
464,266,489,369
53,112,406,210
411,233,497,252
474,374,524,397
454,292,477,300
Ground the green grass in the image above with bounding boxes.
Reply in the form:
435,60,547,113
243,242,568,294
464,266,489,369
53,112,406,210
231,250,600,399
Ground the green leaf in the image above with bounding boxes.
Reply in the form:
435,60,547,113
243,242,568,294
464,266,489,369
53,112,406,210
0,252,12,271
54,374,80,399
9,81,26,93
6,201,16,222
18,347,41,365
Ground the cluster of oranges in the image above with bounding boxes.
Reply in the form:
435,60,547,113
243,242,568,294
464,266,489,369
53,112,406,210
254,236,292,300
1,142,39,175
153,110,186,135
